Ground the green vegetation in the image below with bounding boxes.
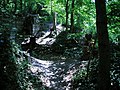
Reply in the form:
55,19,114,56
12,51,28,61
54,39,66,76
0,0,120,90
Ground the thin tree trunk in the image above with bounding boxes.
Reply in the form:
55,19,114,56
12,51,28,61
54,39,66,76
66,0,69,31
7,0,9,3
51,0,53,15
23,0,26,11
3,0,7,9
20,0,22,12
53,12,57,35
70,0,75,33
14,0,17,14
95,0,111,90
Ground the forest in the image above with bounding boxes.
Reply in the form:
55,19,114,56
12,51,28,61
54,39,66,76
0,0,120,90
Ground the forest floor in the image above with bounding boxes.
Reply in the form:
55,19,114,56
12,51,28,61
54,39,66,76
20,23,87,90
19,14,93,89
21,30,86,90
27,53,88,90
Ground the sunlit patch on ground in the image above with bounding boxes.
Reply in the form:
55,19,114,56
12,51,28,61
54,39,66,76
27,54,88,90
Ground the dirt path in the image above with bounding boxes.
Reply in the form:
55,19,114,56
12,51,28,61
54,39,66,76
27,55,88,90
21,14,88,90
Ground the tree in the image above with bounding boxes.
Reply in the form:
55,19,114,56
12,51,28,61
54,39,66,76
20,0,22,11
65,0,69,31
95,0,111,90
13,0,17,13
70,0,75,33
50,0,53,15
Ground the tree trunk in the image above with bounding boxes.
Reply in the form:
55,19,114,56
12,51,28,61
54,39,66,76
51,0,53,15
3,0,6,9
95,0,111,90
70,0,75,33
13,0,17,14
66,0,69,31
20,0,22,11
53,12,57,35
23,0,26,11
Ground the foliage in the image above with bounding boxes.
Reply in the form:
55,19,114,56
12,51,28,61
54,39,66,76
107,1,120,43
0,0,120,89
0,5,44,89
110,43,120,88
0,33,44,90
72,44,120,89
0,31,19,90
72,59,98,90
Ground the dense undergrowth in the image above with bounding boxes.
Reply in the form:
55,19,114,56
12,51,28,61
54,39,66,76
0,14,45,89
71,43,120,90
0,33,46,90
0,32,19,90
